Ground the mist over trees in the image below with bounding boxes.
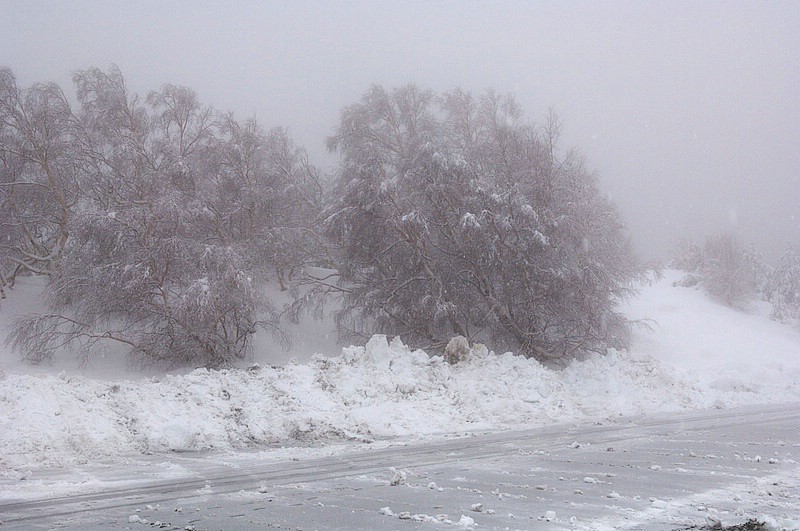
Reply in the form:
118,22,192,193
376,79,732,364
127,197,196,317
2,67,646,367
323,85,641,359
672,234,800,324
765,246,800,323
2,66,322,367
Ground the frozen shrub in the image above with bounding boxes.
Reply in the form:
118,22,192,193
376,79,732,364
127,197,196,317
671,238,705,273
672,273,700,288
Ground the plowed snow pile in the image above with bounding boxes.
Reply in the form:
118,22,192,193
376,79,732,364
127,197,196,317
1,270,799,470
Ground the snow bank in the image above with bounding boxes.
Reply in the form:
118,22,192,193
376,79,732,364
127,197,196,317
1,270,799,470
1,333,796,471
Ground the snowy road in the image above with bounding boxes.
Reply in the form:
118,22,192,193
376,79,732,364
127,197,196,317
2,403,799,530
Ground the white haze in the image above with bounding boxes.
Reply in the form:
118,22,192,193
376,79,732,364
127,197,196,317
1,0,797,260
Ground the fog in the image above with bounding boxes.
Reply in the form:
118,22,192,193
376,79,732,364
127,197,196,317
2,0,797,260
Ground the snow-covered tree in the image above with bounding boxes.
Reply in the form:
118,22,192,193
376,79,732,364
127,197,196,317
324,84,641,360
207,116,324,290
766,245,800,323
12,198,276,368
698,234,755,307
742,243,771,300
0,68,80,297
671,238,704,274
671,234,760,308
7,66,322,368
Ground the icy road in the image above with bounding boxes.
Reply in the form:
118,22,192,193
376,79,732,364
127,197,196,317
1,403,798,530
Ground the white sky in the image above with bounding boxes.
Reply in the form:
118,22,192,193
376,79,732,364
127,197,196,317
2,0,798,260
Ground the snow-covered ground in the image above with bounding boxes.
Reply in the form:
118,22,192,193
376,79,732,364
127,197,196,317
3,404,798,530
1,269,798,475
624,270,800,398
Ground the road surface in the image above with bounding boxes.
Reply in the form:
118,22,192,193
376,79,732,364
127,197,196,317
1,403,798,529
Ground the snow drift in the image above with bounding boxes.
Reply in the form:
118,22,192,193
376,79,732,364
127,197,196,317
1,270,799,471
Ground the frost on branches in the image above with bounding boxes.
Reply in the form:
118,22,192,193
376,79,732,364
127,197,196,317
2,66,322,368
671,234,765,309
0,68,78,299
766,246,800,324
324,85,641,361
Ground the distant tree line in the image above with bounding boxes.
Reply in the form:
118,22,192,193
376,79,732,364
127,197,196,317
672,234,800,323
1,66,643,368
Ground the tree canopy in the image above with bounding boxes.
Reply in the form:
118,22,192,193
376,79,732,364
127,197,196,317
324,85,641,360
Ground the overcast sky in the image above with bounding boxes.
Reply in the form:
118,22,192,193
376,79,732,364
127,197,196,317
2,0,798,260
